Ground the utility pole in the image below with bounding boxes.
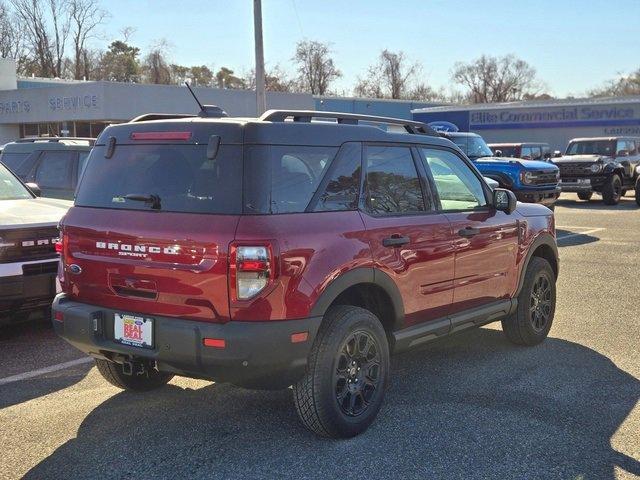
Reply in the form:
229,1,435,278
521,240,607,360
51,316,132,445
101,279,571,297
253,0,267,115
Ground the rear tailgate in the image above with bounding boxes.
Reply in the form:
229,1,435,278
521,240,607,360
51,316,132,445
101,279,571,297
62,120,243,323
62,208,238,322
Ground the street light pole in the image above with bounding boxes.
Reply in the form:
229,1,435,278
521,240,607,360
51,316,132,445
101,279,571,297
253,0,267,115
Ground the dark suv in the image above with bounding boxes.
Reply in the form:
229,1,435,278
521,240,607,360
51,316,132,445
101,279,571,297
0,137,94,200
554,136,640,204
53,109,559,438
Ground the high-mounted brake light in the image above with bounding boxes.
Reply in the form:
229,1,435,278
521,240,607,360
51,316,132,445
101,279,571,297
232,245,272,300
130,131,192,141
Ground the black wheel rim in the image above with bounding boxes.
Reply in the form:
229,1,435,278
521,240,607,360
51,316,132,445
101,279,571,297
334,331,381,417
530,274,553,332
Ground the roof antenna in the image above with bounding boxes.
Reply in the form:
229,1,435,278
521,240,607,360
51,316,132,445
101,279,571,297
183,81,229,118
184,81,205,113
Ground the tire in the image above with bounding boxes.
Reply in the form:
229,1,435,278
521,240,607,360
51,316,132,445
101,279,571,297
635,178,640,207
95,359,173,391
577,191,593,201
293,305,390,438
602,174,622,205
502,257,556,346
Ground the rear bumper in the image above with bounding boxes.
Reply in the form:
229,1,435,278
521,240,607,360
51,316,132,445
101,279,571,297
52,294,322,389
0,259,58,315
514,186,561,206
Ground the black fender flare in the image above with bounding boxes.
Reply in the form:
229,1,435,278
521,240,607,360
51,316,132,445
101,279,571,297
309,267,405,330
516,232,559,297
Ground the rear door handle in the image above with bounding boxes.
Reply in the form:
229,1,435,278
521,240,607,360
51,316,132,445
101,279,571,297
382,236,410,248
458,227,480,238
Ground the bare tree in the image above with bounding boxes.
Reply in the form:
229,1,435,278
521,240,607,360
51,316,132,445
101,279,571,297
452,54,540,103
0,2,25,62
10,0,71,77
245,65,294,92
68,0,109,79
354,50,423,99
142,40,172,84
293,40,341,95
589,68,640,97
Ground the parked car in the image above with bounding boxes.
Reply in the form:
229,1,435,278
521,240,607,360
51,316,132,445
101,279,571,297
553,136,640,205
488,142,552,161
0,137,95,200
0,163,71,323
440,132,561,209
53,109,559,438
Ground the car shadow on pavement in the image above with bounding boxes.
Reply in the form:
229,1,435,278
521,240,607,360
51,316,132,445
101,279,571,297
556,228,601,247
24,329,640,480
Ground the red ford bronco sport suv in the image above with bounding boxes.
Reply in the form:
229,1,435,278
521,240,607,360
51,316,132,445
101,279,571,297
53,109,559,438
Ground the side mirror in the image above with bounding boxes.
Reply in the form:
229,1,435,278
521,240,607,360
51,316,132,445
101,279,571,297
494,149,502,157
544,152,552,159
616,149,629,157
554,151,562,158
25,182,41,197
493,188,517,214
484,176,499,190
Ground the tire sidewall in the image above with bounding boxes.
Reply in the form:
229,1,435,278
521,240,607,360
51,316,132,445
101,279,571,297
316,309,390,437
518,258,556,343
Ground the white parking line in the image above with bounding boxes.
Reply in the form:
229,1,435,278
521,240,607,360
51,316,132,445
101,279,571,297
0,357,93,387
557,227,605,241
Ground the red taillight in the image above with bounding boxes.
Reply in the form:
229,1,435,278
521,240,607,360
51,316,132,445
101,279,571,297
54,311,64,322
130,131,192,141
230,244,274,301
55,239,63,253
202,338,225,348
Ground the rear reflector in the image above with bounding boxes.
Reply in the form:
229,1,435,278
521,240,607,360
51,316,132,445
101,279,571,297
290,332,308,343
202,338,225,349
54,311,64,322
130,131,192,141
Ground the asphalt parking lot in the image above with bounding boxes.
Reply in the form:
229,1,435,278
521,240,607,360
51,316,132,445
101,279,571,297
0,193,639,480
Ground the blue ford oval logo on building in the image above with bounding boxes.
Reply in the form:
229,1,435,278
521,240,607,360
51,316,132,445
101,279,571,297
69,264,82,275
428,121,459,132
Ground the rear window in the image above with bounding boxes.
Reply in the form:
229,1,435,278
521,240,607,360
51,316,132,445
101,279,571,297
244,145,337,214
75,144,242,214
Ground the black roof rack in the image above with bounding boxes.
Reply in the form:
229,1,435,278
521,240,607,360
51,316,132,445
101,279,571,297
259,109,438,136
15,137,95,145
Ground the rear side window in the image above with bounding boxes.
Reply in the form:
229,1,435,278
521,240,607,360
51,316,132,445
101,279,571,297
75,144,242,214
365,145,427,215
35,151,74,189
244,146,336,214
312,143,361,212
1,152,31,176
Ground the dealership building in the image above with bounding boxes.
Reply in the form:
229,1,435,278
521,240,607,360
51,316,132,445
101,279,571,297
0,58,438,145
412,96,640,152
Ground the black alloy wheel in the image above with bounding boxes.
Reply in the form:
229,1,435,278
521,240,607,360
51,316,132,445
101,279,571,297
334,330,381,417
530,274,553,332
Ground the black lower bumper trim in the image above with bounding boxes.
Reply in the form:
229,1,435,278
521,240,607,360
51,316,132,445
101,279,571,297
0,272,56,314
52,294,322,389
514,187,561,206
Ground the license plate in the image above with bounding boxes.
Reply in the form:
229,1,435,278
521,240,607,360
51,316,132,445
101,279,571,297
577,178,590,184
114,314,153,349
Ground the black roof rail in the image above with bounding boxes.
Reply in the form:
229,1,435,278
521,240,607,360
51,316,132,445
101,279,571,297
259,109,438,136
15,137,95,145
129,113,197,123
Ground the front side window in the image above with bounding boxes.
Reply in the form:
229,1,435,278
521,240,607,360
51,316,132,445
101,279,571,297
244,145,337,214
35,151,74,189
1,152,31,176
421,148,487,211
521,146,533,159
365,145,427,215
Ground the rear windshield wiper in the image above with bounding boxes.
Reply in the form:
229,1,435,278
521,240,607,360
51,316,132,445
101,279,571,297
123,193,162,210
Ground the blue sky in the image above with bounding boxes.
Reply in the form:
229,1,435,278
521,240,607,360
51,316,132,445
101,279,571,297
94,0,640,97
